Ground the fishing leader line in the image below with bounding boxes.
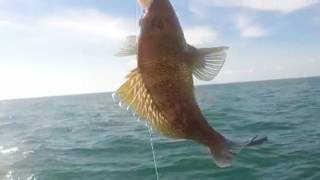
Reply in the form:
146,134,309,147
135,2,160,180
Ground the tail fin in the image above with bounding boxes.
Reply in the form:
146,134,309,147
209,136,268,168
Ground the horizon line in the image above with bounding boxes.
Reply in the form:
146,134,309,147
1,75,319,102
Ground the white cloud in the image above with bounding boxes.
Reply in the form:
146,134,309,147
0,20,10,26
0,64,120,100
0,9,136,100
198,0,319,13
184,26,218,45
235,15,267,38
309,58,318,64
187,0,208,18
44,9,136,41
212,45,320,84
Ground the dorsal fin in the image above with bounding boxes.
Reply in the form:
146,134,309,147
191,46,229,81
115,35,138,56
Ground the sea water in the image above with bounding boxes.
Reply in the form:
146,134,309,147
0,77,319,180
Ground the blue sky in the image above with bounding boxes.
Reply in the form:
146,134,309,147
0,0,319,100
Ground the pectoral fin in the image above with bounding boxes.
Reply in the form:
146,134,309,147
115,35,138,56
192,46,229,81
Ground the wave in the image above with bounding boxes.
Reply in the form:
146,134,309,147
0,147,19,155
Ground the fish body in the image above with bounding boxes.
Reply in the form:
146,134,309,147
139,0,222,144
138,0,154,10
115,0,267,167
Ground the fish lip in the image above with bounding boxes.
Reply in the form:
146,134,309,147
142,0,165,18
137,1,152,24
138,0,155,11
138,0,157,27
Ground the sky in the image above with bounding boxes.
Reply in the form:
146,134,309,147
0,0,319,100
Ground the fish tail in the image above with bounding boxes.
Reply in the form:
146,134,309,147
208,141,234,168
209,135,268,168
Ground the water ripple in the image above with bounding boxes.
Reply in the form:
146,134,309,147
0,77,319,180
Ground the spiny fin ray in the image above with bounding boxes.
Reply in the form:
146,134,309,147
114,68,182,138
193,47,228,81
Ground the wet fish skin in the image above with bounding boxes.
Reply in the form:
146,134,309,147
115,0,267,168
138,0,226,151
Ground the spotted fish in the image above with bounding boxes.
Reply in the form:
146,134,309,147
114,0,267,167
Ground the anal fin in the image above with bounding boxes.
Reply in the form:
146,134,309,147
114,68,179,137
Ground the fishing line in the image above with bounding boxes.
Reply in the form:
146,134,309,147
135,2,160,180
135,1,139,36
147,124,160,180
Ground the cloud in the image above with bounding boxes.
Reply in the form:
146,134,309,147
309,58,318,64
44,9,136,41
0,20,10,26
235,15,267,38
184,26,218,45
0,64,123,100
187,0,208,18
197,0,319,13
0,8,136,100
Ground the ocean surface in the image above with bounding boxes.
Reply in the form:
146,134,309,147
0,77,320,180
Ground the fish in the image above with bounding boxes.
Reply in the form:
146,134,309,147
114,0,267,167
138,0,154,10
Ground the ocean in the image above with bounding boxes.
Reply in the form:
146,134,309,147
0,77,319,180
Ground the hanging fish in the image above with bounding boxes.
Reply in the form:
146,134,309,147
114,0,267,167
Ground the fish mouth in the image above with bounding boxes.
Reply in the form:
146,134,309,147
137,0,154,11
139,0,172,20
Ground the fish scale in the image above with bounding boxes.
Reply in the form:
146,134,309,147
115,0,267,169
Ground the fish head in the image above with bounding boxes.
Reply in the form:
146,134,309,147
138,0,180,34
138,0,154,10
